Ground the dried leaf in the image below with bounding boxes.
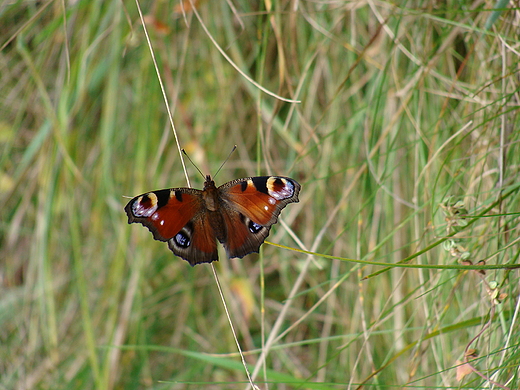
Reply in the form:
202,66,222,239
456,360,473,381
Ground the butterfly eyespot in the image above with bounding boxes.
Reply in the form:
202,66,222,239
132,194,158,217
266,177,295,200
174,231,190,248
248,221,263,234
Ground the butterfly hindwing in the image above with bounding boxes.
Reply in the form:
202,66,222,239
219,206,271,258
167,212,219,266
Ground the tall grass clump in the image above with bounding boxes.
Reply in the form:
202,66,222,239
1,1,519,389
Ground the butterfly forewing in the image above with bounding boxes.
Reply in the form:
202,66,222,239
221,176,300,226
125,188,203,240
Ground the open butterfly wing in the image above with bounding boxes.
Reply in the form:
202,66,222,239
125,188,218,265
219,176,300,258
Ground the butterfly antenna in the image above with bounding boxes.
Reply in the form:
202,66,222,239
214,145,237,179
181,149,205,179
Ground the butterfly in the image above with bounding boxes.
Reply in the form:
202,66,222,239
125,175,301,266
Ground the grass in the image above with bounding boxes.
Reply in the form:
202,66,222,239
1,0,520,389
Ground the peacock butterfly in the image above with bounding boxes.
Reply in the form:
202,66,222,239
125,175,301,266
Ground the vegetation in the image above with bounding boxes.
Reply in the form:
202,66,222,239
1,1,519,389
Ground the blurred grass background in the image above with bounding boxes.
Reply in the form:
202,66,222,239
1,0,520,389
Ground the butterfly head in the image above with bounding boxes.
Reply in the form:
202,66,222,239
203,175,216,189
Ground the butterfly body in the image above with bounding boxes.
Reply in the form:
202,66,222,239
125,175,300,266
